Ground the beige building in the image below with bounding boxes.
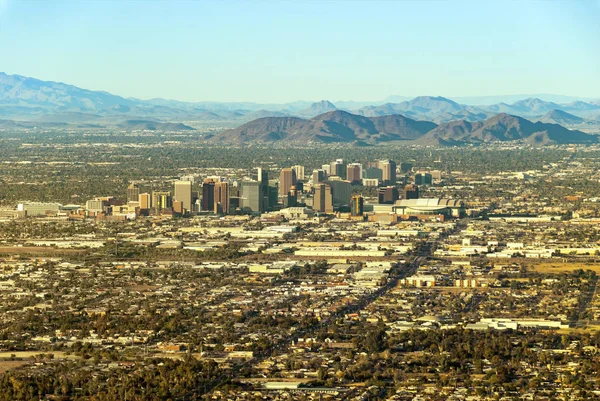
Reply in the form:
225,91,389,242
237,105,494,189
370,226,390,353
313,183,333,213
279,168,297,196
139,193,151,209
214,181,230,214
173,180,192,212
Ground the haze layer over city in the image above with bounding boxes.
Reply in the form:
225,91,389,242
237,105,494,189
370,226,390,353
1,1,600,400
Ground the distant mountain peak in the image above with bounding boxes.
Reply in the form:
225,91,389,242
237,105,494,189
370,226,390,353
413,95,455,101
539,109,584,125
313,100,336,108
300,100,337,116
311,109,354,119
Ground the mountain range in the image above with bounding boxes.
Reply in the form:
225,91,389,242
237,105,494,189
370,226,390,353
210,111,596,146
415,113,595,146
1,72,599,143
209,110,438,144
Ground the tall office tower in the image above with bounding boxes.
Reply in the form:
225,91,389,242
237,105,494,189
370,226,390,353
240,181,261,213
314,183,334,213
214,181,230,214
312,169,326,184
350,195,364,216
291,165,305,181
152,191,172,213
415,173,433,186
257,167,269,186
127,183,140,203
330,159,346,179
257,167,270,211
268,186,279,210
139,193,151,210
364,167,383,181
321,164,332,175
279,168,297,196
400,162,413,173
404,184,419,200
380,160,397,186
326,178,351,207
287,185,298,207
378,186,399,204
173,180,193,212
346,163,363,184
202,179,216,211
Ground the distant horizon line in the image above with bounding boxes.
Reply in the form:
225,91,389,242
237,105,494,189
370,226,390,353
2,71,599,105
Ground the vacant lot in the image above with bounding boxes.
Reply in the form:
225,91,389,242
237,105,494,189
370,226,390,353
530,261,600,274
0,360,28,373
0,351,78,360
0,246,85,255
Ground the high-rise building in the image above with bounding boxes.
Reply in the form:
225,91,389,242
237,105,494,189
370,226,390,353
314,183,334,213
415,173,432,186
321,164,332,175
268,186,279,210
346,163,362,184
331,159,346,179
127,183,140,203
431,170,442,181
350,195,364,216
152,191,171,213
404,184,419,200
400,162,413,173
257,167,269,186
380,160,397,186
257,167,270,211
312,169,326,184
214,181,230,214
364,167,383,181
378,187,399,204
240,181,261,213
326,178,351,207
279,168,297,196
202,179,216,211
139,193,151,210
173,180,193,212
291,165,305,181
287,185,298,207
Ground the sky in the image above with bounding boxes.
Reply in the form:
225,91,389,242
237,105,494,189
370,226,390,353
1,0,599,103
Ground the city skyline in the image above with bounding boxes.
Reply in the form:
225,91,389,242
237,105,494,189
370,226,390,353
1,0,599,102
3,1,600,398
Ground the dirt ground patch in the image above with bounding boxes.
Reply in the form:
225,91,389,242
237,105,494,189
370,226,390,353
0,351,78,360
0,360,28,373
529,262,600,274
0,246,85,255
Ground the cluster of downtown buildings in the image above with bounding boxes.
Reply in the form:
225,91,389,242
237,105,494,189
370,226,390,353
11,158,465,222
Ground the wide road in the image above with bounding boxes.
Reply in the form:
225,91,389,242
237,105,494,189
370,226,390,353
176,246,433,399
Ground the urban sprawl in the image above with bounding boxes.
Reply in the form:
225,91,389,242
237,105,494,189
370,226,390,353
1,140,600,401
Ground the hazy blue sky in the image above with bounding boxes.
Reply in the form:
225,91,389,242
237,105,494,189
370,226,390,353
1,0,599,102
